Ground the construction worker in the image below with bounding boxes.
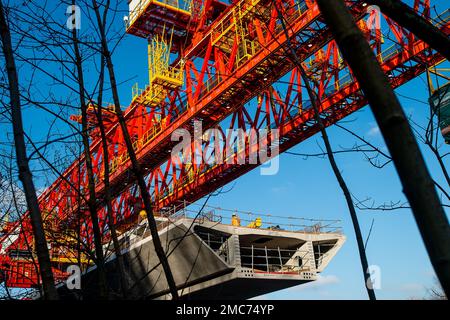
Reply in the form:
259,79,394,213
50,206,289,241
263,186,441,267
254,217,262,228
139,209,147,223
247,217,262,228
231,213,241,226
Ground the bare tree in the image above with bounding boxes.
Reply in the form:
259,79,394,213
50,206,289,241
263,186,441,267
69,1,108,299
90,0,179,299
316,0,450,297
0,0,58,299
275,2,377,300
93,50,129,298
426,278,447,300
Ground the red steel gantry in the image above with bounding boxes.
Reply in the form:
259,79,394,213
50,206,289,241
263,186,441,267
0,0,449,289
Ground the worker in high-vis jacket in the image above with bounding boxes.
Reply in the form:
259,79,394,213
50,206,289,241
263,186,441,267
139,209,147,223
247,217,262,229
231,213,241,226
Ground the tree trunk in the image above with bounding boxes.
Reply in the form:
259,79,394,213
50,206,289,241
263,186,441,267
70,1,108,299
366,0,450,61
0,0,58,300
91,0,179,299
275,3,377,300
95,53,129,298
316,0,450,297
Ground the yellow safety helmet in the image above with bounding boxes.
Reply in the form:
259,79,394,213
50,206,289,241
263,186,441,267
139,210,147,219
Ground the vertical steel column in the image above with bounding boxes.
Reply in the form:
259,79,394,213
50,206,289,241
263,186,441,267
278,247,283,271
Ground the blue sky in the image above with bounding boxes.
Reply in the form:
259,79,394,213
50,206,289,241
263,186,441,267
4,0,449,300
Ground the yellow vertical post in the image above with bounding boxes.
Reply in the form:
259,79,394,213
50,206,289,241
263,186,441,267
148,42,153,85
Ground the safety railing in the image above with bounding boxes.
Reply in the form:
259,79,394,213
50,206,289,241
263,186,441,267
377,8,450,64
149,59,184,87
211,0,263,46
179,204,342,234
432,8,450,28
128,0,193,28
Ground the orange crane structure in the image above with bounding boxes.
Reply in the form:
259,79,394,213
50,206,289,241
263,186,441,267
0,0,449,291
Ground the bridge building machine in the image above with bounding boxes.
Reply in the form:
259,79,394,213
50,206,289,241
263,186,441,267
0,0,449,296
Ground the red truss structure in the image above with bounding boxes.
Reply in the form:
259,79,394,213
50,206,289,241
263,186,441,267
0,0,448,289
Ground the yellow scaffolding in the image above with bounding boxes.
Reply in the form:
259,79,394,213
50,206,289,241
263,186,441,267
148,32,184,88
133,28,185,107
211,0,264,68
